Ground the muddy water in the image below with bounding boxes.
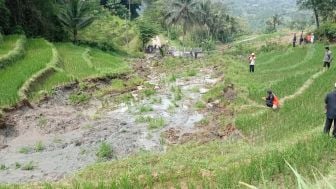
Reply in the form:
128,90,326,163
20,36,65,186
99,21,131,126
0,65,220,183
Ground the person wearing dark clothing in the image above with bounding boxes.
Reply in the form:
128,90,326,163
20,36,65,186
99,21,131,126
299,31,304,45
265,91,274,108
324,84,336,137
265,90,279,109
293,33,297,47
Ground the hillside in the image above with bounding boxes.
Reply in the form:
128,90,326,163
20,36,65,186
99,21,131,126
221,0,312,31
1,0,336,188
0,31,335,188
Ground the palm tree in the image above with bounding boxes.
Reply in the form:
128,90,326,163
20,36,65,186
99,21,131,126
165,0,200,40
58,0,95,42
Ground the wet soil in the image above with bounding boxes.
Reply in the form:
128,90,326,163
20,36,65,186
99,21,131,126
0,56,235,184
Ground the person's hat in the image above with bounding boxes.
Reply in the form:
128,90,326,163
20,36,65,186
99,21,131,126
251,53,255,56
267,89,272,94
326,46,330,50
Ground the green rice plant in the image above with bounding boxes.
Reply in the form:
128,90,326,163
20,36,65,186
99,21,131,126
34,141,44,152
55,43,99,79
168,74,177,82
148,117,165,129
0,35,26,68
110,79,126,92
185,69,197,77
18,147,31,154
0,38,52,107
89,48,130,76
21,161,35,171
0,164,7,171
195,101,206,109
96,142,113,160
139,105,153,113
143,89,156,97
69,92,91,104
126,75,144,87
28,71,72,100
0,35,21,56
171,86,183,101
15,162,21,169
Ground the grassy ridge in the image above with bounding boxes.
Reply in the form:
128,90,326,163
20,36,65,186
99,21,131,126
0,39,52,107
0,35,20,56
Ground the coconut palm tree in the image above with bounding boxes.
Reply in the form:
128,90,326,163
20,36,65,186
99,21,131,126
165,0,200,39
58,0,95,42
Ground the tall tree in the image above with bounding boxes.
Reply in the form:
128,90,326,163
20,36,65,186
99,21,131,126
0,0,10,33
58,0,95,42
297,0,325,28
4,0,65,40
165,0,200,38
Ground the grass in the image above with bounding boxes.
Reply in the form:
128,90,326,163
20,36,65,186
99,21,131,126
139,105,154,113
195,101,206,109
21,161,35,171
0,35,21,57
136,116,166,130
55,43,98,79
0,164,7,171
148,117,165,129
96,142,113,160
51,42,335,188
2,36,336,188
18,147,31,154
69,92,91,104
28,71,73,100
34,141,44,152
89,48,130,75
0,38,52,107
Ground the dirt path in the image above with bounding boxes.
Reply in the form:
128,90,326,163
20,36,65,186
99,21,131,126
280,70,324,104
242,69,326,117
0,57,222,183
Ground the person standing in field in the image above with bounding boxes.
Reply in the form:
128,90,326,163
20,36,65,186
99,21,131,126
248,53,256,73
293,33,297,47
299,31,304,45
324,83,336,138
323,47,333,70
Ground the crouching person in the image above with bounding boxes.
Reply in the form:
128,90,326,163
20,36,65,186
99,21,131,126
265,90,279,110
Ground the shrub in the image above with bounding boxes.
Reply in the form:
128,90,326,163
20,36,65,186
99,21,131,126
315,22,336,42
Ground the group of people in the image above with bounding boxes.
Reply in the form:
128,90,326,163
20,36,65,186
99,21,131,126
260,46,335,137
246,35,333,121
293,31,314,47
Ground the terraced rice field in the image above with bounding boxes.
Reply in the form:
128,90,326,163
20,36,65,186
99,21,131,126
55,43,99,79
0,35,129,105
1,33,335,188
0,39,52,106
40,43,335,188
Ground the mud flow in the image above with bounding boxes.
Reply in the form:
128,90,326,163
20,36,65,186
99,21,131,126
0,57,235,183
